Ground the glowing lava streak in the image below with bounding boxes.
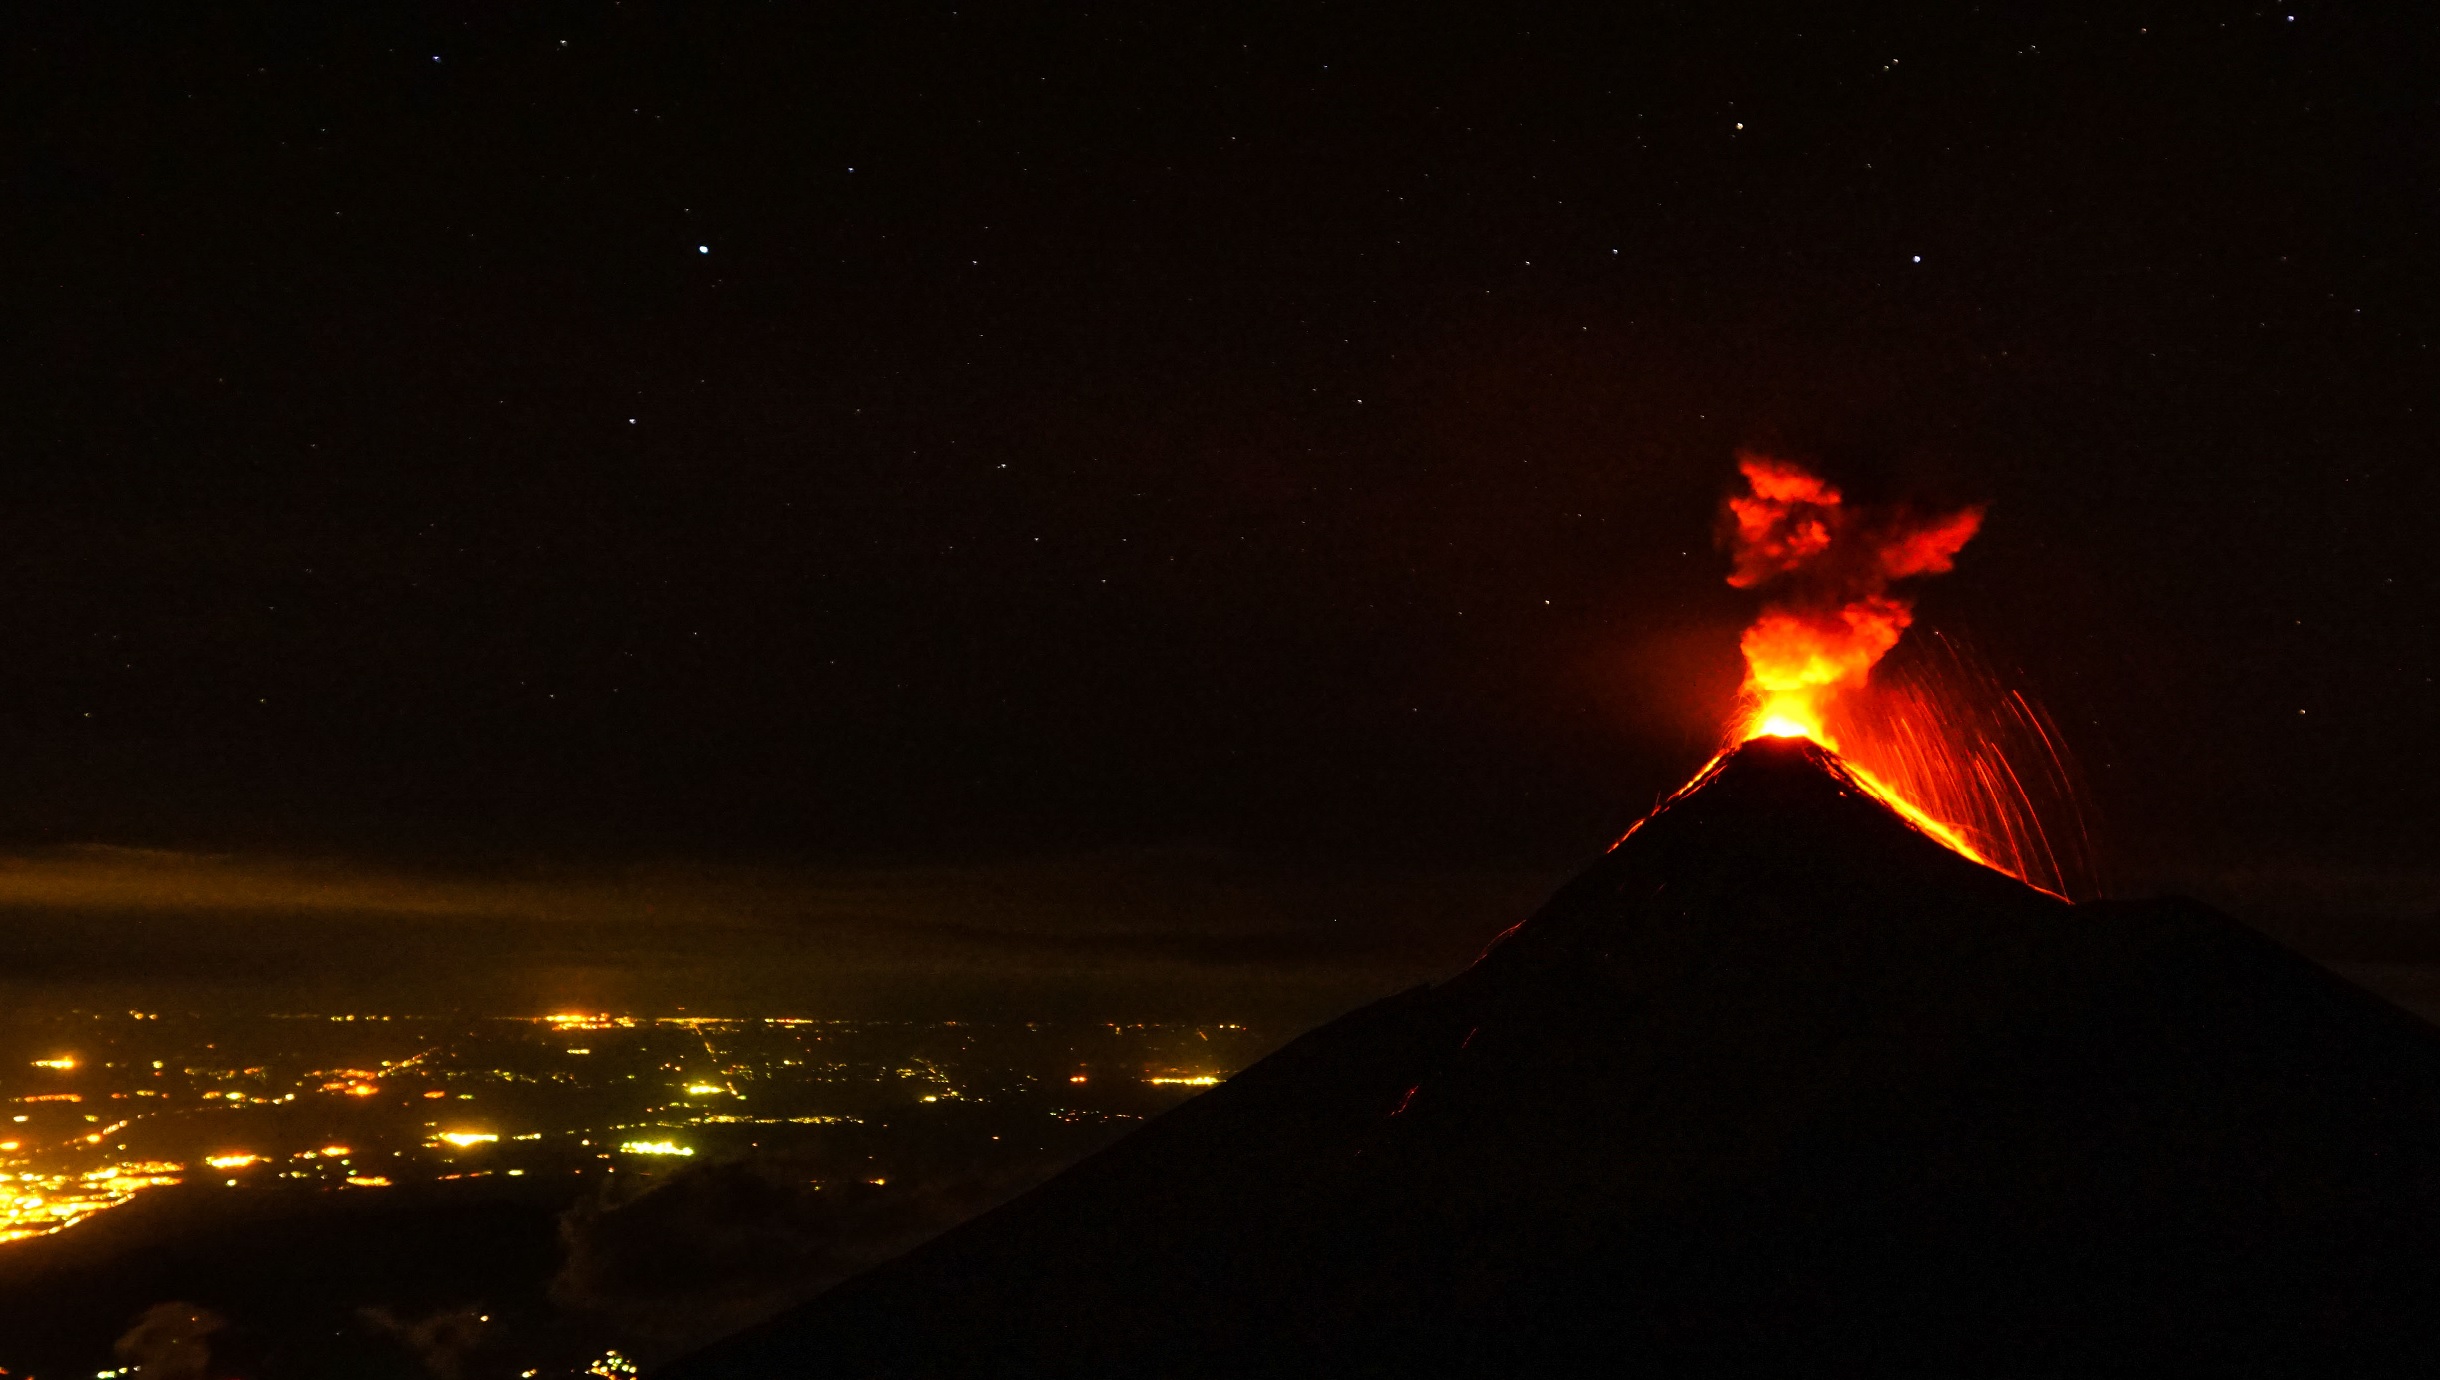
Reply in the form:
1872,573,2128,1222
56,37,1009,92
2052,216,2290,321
1832,756,1998,871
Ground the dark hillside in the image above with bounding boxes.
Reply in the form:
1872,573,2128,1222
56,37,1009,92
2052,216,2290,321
671,738,2440,1378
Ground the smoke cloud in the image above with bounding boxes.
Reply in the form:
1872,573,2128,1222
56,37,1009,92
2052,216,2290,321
357,1304,488,1379
111,1301,227,1379
1721,454,1983,735
551,1153,1059,1360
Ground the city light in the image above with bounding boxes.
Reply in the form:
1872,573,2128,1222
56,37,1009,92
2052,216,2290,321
0,1161,184,1241
546,1013,636,1032
0,1010,1268,1249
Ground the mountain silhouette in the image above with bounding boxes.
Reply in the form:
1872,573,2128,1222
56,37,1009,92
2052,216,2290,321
664,737,2440,1378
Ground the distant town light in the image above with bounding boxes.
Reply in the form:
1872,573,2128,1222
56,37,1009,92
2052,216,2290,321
0,1010,1257,1250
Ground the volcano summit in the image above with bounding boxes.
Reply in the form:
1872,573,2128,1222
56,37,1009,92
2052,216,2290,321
668,738,2440,1378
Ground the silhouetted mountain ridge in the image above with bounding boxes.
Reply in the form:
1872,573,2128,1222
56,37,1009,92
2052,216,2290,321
668,737,2440,1378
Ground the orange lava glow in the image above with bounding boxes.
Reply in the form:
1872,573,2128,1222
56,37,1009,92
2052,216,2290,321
1838,756,2000,872
1723,455,1981,751
1717,457,2087,896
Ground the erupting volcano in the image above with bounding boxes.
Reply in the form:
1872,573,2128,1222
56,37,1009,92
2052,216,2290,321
1710,455,2085,897
664,462,2440,1380
1722,453,1983,749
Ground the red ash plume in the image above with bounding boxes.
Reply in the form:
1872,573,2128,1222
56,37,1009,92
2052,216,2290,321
1722,455,1983,744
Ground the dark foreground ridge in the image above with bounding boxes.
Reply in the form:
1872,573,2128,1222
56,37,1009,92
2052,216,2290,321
665,738,2440,1378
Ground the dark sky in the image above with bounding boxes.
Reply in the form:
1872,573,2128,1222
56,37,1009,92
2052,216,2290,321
1,1,2434,1015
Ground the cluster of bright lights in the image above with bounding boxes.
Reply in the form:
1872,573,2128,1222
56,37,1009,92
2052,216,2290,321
315,1068,386,1096
0,1161,184,1243
545,1013,638,1032
0,1008,1270,1259
619,1139,694,1157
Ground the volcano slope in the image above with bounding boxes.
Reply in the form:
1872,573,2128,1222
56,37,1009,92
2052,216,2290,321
664,737,2440,1378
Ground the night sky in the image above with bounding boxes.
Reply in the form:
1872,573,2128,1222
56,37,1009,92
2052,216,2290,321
2,1,2434,1017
